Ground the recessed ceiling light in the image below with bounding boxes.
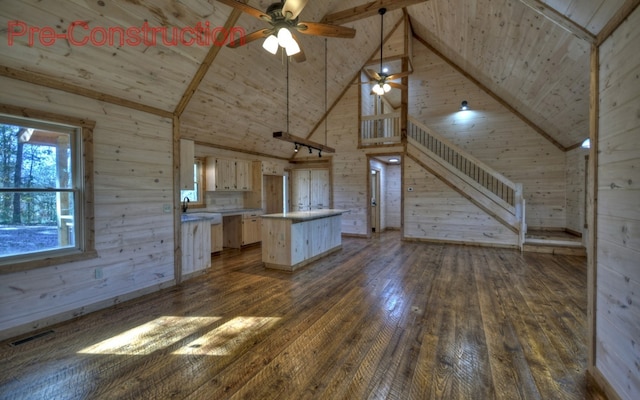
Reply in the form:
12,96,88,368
388,158,399,163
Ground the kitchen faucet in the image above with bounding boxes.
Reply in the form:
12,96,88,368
182,197,190,213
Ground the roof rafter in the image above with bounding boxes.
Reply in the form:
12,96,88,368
518,0,596,44
321,0,427,25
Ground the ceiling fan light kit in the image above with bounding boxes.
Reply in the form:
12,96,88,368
218,0,355,62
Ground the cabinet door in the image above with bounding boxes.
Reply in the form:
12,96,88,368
310,169,330,209
242,218,261,245
291,169,310,211
211,223,223,253
216,159,236,191
235,160,252,191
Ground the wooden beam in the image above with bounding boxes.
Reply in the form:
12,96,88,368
596,0,640,46
193,140,291,161
273,131,336,153
586,43,599,379
0,65,173,119
173,116,182,285
321,0,428,25
518,0,596,43
412,32,567,152
174,9,243,117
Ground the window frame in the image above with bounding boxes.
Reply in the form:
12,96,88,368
180,157,205,208
0,104,96,273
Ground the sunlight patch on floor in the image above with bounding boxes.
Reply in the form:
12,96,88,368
173,316,281,356
78,316,221,355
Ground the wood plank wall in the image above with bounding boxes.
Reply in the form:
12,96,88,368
595,6,640,399
408,38,568,229
404,157,518,246
565,147,590,236
0,77,175,340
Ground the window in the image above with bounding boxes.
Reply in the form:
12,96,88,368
180,158,204,207
0,107,95,271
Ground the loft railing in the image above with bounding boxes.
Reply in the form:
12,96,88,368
360,112,401,146
407,117,527,248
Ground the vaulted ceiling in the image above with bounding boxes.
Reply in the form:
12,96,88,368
0,0,630,159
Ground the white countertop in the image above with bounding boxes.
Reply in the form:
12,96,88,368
261,209,346,222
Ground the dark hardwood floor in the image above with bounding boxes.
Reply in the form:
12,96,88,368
0,231,606,399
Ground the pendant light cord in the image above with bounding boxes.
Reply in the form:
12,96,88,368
379,8,384,74
286,57,289,134
325,38,328,146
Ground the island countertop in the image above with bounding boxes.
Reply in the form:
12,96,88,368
260,209,346,223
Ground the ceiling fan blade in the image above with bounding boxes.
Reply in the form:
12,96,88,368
282,0,309,19
226,29,270,48
365,69,382,80
292,48,306,63
388,82,408,90
387,71,411,80
296,22,356,38
216,0,271,21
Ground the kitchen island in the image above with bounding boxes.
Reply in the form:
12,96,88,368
261,209,345,271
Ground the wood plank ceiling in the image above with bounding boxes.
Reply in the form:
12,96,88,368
0,0,630,158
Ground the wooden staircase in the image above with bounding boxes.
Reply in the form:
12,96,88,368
406,117,527,249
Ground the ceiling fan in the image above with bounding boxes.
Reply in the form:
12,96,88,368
217,0,356,62
362,8,410,95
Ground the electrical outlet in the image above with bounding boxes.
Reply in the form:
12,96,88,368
163,204,171,213
95,268,103,279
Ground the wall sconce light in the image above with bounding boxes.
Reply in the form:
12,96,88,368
460,100,469,111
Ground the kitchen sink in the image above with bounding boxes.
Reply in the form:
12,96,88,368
181,212,222,224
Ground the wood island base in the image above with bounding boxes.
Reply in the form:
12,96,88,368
261,210,345,272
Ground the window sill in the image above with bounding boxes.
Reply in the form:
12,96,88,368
0,249,98,275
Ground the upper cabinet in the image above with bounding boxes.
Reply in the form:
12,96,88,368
205,157,252,192
180,139,195,190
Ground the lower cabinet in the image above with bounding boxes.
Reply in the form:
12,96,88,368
242,215,261,245
211,223,223,253
181,220,211,277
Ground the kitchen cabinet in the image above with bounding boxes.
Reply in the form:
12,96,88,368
181,219,211,277
180,139,195,190
205,157,253,191
291,168,330,211
235,159,252,191
242,212,262,245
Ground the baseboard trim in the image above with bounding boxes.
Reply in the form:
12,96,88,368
0,279,177,342
588,366,622,400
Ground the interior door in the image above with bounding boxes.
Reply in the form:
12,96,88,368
371,169,381,232
291,169,310,211
264,175,284,214
310,169,330,209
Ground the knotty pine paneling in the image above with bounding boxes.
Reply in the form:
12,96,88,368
540,0,627,34
0,77,174,340
404,157,518,246
409,39,568,229
595,6,640,400
565,146,589,235
0,0,225,112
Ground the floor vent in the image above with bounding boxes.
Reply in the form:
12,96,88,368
10,330,55,347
